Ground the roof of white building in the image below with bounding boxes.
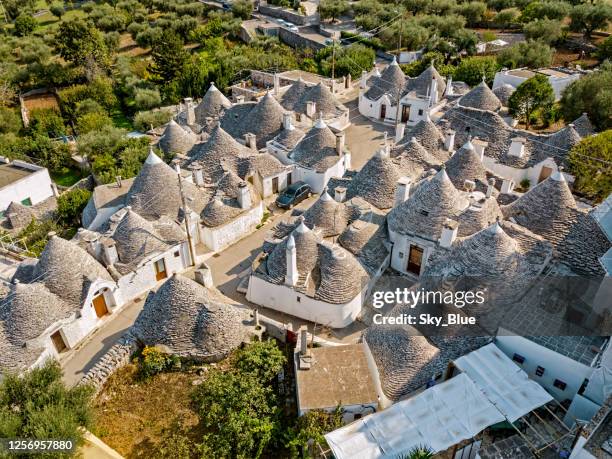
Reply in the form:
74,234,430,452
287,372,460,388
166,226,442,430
459,81,502,112
158,119,198,156
363,58,406,102
280,78,309,111
444,139,489,189
194,82,232,124
293,82,348,118
571,113,595,137
492,83,515,106
132,273,251,362
288,118,343,172
346,150,403,210
404,63,447,102
400,118,449,162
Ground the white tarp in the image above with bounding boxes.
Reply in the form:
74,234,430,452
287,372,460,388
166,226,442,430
325,373,504,459
453,343,553,422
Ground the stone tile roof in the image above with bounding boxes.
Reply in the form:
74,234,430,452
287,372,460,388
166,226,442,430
404,63,447,102
194,83,232,124
444,139,489,189
301,189,350,237
503,172,609,276
132,274,251,362
392,136,443,174
293,82,348,118
244,152,287,178
346,150,403,210
492,84,515,106
29,234,112,308
201,171,258,228
0,282,72,346
401,119,449,162
0,322,46,374
5,201,35,228
314,242,369,304
280,78,309,111
158,119,197,156
457,195,503,237
571,113,595,137
289,118,343,173
459,81,502,112
338,211,389,274
3,197,57,232
126,149,206,220
271,125,305,151
220,92,286,148
364,59,406,102
387,168,469,241
542,124,581,157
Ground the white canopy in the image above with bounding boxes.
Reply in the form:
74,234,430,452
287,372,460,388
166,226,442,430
453,343,553,422
325,373,504,459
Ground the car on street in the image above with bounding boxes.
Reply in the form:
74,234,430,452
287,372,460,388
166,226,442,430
275,182,312,209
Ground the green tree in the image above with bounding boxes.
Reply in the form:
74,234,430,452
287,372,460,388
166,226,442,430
317,43,375,78
133,109,174,132
318,0,350,22
454,56,500,86
134,87,162,110
76,112,113,134
231,0,254,19
520,1,570,22
560,62,612,131
2,0,36,20
14,13,37,37
523,19,564,45
508,74,554,128
494,8,520,31
569,3,612,38
57,188,92,227
50,3,65,20
0,106,21,134
285,408,344,457
568,130,612,203
456,1,487,27
232,339,286,383
497,40,554,68
28,108,66,138
0,361,94,444
55,19,110,68
598,35,612,61
150,30,189,84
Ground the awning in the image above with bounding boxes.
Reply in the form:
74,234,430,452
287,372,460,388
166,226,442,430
453,343,553,422
325,373,504,458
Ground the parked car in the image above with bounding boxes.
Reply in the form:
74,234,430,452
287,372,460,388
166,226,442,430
275,182,312,209
289,25,299,32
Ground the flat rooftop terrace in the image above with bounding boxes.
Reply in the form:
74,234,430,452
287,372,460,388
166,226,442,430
0,163,35,189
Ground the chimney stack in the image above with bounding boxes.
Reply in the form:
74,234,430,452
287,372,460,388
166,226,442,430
343,151,352,170
102,240,119,266
184,98,195,126
360,70,368,89
429,77,438,106
273,73,280,95
283,112,293,130
237,182,251,209
439,219,458,248
463,179,476,192
472,138,488,161
336,131,345,155
244,133,257,150
285,234,298,286
445,75,454,96
306,101,316,118
189,162,204,186
334,186,346,202
235,95,245,104
501,178,514,194
299,327,309,356
194,264,214,288
444,130,455,152
509,137,526,158
395,123,405,143
486,178,496,198
394,177,412,206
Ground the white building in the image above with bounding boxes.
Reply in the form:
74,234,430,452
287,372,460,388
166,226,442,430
492,67,586,100
0,157,57,218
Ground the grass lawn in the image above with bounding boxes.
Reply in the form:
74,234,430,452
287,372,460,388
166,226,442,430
111,110,134,130
93,364,204,458
51,167,84,187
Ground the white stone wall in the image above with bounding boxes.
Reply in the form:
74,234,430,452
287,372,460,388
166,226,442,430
482,156,574,190
260,172,289,198
492,71,581,101
0,162,54,211
293,158,345,194
85,204,123,231
246,275,364,328
358,93,393,121
389,231,436,276
202,202,264,252
363,339,393,409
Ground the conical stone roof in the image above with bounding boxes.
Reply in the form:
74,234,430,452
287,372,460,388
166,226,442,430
5,201,34,229
267,219,320,283
295,82,345,117
113,209,170,265
571,113,595,137
347,150,402,209
406,64,447,101
459,81,502,112
195,83,232,124
403,119,448,162
280,78,309,111
302,190,349,236
242,92,286,148
364,58,407,101
492,84,515,106
289,119,341,172
158,119,197,156
544,124,582,155
393,136,442,173
133,274,250,362
444,139,488,189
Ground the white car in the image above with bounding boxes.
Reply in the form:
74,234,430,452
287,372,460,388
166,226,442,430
289,25,299,32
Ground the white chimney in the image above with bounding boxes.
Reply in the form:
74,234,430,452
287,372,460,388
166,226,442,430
236,95,245,104
445,75,454,96
194,264,214,288
173,161,181,175
334,186,347,202
102,240,119,265
509,137,526,158
501,178,514,194
237,182,251,209
394,177,411,206
299,327,309,356
429,77,438,106
343,151,352,170
184,98,195,126
395,123,405,143
273,73,280,95
463,179,476,192
439,219,458,248
486,178,496,198
444,130,455,152
283,112,293,130
360,70,368,89
189,162,204,186
336,132,345,155
285,234,298,286
244,133,257,150
472,138,488,161
306,101,316,118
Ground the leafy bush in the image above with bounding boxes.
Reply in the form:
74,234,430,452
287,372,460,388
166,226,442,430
76,112,113,134
0,106,21,134
497,40,554,69
568,130,612,203
134,108,175,132
17,219,63,256
523,19,564,45
57,189,92,227
232,339,286,383
29,109,66,138
139,346,179,379
508,74,554,128
134,88,162,111
284,408,344,457
14,14,37,37
454,56,499,86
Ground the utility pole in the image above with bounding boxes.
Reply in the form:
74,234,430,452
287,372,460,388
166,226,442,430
175,162,197,267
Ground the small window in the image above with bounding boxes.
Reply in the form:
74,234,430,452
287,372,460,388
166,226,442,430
418,109,423,116
353,413,362,420
578,378,589,395
296,296,301,303
466,126,471,133
174,251,180,257
553,379,567,391
512,353,525,364
398,252,404,259
419,209,429,217
535,366,545,377
21,197,32,206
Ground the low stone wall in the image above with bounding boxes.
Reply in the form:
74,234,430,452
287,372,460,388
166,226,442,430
258,4,317,25
279,28,325,51
78,331,139,393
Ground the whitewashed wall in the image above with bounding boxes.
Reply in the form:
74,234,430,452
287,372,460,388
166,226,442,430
293,158,346,194
492,71,581,101
0,163,54,211
482,156,573,189
202,202,264,252
389,230,436,276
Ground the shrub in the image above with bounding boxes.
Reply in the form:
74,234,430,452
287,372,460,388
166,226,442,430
519,178,531,189
57,189,92,227
497,40,554,69
28,109,66,138
568,130,612,203
523,19,564,45
232,340,286,383
134,88,162,111
454,56,499,86
139,346,177,379
0,106,21,134
76,112,113,135
14,14,37,37
285,408,344,457
133,108,174,132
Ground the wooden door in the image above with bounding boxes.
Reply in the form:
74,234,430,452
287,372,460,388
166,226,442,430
154,258,167,281
407,245,424,275
272,176,279,194
401,105,410,123
92,294,108,318
51,330,67,353
538,166,553,183
380,104,386,120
